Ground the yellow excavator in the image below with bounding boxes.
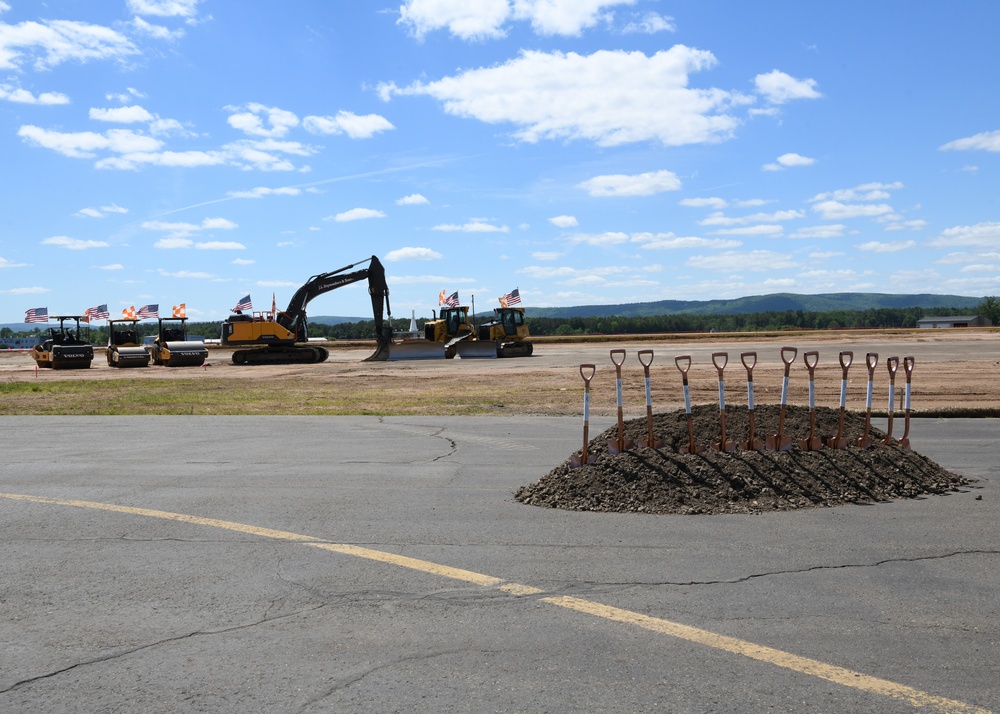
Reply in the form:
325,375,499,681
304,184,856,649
221,256,393,364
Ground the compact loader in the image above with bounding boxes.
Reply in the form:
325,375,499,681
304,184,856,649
106,318,150,367
147,317,208,367
31,316,94,369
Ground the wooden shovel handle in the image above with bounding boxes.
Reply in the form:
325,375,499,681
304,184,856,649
740,351,757,372
803,350,819,373
780,346,797,374
674,355,691,379
579,364,596,385
865,352,879,376
610,349,626,368
711,351,728,375
638,349,654,369
903,355,914,383
839,350,853,370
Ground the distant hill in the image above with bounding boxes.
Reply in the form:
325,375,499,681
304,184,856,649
521,292,982,319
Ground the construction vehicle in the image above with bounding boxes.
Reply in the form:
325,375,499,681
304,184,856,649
418,305,497,359
147,317,208,367
477,306,533,357
221,256,393,365
31,316,94,369
106,318,150,367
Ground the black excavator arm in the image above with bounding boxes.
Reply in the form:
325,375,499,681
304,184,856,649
276,255,391,343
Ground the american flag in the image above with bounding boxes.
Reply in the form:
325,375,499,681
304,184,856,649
137,304,159,319
232,294,252,312
500,288,521,307
86,304,110,321
24,307,48,323
442,291,459,308
172,304,186,318
122,306,137,320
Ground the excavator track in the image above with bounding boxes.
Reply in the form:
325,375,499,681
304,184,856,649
232,345,329,365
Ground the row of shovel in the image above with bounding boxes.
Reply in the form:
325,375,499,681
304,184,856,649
570,347,915,468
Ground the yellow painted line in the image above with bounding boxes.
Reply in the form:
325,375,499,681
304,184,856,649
543,596,991,714
1,492,991,714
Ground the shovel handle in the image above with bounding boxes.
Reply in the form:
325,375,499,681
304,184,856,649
674,355,691,385
740,351,757,373
839,350,853,372
638,349,654,370
865,352,879,376
610,348,626,368
886,355,899,383
579,364,596,385
780,346,797,374
711,351,728,375
803,350,819,374
903,355,914,383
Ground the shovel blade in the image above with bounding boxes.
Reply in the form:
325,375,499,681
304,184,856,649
799,437,824,451
855,436,873,449
824,436,848,450
742,437,765,451
715,439,737,453
766,434,792,452
638,438,664,449
570,452,597,468
897,437,911,451
607,437,635,455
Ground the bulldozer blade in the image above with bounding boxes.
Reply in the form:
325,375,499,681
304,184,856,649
384,340,446,361
455,340,499,359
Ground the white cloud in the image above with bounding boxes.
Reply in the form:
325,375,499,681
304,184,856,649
754,70,821,104
710,224,784,237
432,221,508,232
549,215,578,227
196,241,245,250
2,286,47,294
154,237,194,249
17,125,164,158
699,209,803,226
632,233,741,250
397,0,637,40
621,12,675,34
686,250,796,272
102,203,128,214
380,47,747,147
789,224,846,239
76,207,104,218
227,186,301,199
302,111,394,139
857,240,916,253
929,221,1000,248
939,130,1000,152
100,263,124,270
131,16,186,41
0,18,138,71
232,258,255,265
126,0,201,18
89,105,155,123
579,169,681,197
0,3,10,13
809,182,903,202
0,83,70,105
811,200,894,220
396,193,429,205
680,197,727,209
328,208,386,222
568,231,629,246
762,152,816,171
226,103,299,138
41,236,109,250
0,256,29,268
385,247,443,261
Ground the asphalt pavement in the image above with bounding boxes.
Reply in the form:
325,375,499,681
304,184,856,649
1,416,996,713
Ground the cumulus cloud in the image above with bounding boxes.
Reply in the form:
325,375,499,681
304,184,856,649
789,224,846,239
632,233,741,250
141,217,237,239
329,208,386,222
0,18,138,71
762,152,816,171
699,209,803,226
929,221,1000,248
754,70,821,104
549,215,578,228
857,240,916,253
380,47,748,147
811,201,894,220
939,129,1000,152
397,0,637,40
127,0,202,17
680,197,728,210
227,186,301,199
579,169,681,197
809,182,903,203
0,83,70,105
385,247,443,261
226,103,299,138
396,193,429,205
41,236,109,250
0,256,29,268
622,12,675,34
568,231,629,246
302,111,394,139
686,250,797,272
89,105,155,123
432,221,508,233
196,241,245,250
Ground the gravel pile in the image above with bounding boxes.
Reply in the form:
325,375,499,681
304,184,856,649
515,404,973,515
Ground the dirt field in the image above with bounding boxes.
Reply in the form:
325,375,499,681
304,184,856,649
2,329,997,416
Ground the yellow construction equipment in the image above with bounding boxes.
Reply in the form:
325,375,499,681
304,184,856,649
106,318,150,367
477,306,533,358
31,316,94,369
148,317,208,367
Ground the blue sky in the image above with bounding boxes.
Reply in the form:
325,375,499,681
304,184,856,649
2,1,998,325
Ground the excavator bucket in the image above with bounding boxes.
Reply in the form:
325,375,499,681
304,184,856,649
454,340,498,359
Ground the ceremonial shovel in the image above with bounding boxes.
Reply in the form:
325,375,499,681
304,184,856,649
798,350,824,451
637,349,664,449
825,351,853,449
675,355,704,454
569,364,598,468
766,346,797,451
740,351,764,451
712,352,737,452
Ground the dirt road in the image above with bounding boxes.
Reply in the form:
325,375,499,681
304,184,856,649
2,330,997,416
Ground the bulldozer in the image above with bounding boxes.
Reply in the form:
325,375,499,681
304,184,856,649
477,306,533,358
222,256,393,365
31,316,94,369
147,317,208,367
106,318,150,367
421,305,497,359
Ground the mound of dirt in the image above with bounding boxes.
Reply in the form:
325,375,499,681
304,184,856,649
515,404,973,515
